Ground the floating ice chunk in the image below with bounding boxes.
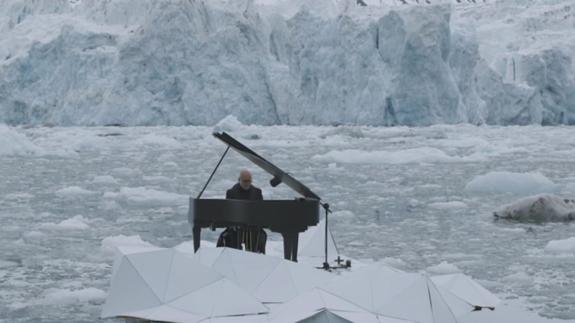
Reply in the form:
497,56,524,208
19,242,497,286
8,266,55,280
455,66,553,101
41,287,106,305
100,234,155,256
111,167,141,177
92,175,118,184
429,201,468,210
163,161,178,168
460,300,571,323
426,261,461,275
174,240,216,255
57,215,89,230
494,194,575,222
501,272,532,284
437,136,490,149
99,198,120,211
137,134,182,149
313,147,474,164
0,260,19,268
331,210,355,218
213,115,244,133
5,192,34,200
326,162,340,170
566,182,575,195
380,257,408,270
465,172,558,195
320,126,365,139
157,153,176,162
106,187,188,207
40,215,90,230
55,186,97,198
22,230,46,240
143,175,171,183
0,125,44,156
496,227,526,234
544,237,575,254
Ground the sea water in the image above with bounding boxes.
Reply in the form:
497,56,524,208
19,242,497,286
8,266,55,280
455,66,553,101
1,125,575,322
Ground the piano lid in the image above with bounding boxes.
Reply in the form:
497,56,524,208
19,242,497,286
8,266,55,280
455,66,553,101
213,132,321,200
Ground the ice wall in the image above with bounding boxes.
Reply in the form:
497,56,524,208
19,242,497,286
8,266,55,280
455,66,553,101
0,0,574,126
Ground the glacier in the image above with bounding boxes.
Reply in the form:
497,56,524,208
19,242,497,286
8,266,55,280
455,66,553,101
0,0,574,126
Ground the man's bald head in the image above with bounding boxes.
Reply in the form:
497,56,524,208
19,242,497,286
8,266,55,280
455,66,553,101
238,169,252,190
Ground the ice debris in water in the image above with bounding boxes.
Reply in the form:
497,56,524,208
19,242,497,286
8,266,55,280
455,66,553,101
465,172,558,196
545,237,575,254
100,234,155,256
494,194,575,222
0,125,44,156
213,115,245,133
426,261,462,275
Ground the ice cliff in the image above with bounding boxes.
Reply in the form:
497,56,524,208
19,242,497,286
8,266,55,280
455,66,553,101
0,0,574,126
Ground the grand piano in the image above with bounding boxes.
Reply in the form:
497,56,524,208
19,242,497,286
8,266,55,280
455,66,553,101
189,132,327,262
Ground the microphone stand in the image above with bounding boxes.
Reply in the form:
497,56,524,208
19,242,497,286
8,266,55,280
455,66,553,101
319,202,351,271
321,202,331,270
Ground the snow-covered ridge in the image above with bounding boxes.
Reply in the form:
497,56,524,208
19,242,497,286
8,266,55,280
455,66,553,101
0,0,573,126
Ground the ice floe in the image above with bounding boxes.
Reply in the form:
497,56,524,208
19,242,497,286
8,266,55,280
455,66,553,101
313,147,479,164
465,172,558,195
494,194,575,222
104,187,188,207
40,215,90,231
545,237,575,255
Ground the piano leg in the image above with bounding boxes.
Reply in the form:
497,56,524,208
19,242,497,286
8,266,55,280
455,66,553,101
282,232,299,262
244,227,266,254
193,226,201,252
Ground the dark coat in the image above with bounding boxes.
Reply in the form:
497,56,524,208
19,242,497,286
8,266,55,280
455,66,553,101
225,183,263,201
217,183,266,253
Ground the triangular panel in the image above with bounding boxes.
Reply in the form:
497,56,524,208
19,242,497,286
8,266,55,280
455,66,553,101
164,251,222,302
434,273,500,307
194,247,225,267
298,220,338,258
101,259,161,318
323,271,376,312
427,279,459,323
213,248,282,292
254,261,300,303
288,261,334,294
373,275,432,323
127,248,174,300
169,279,267,317
299,309,352,323
122,304,205,322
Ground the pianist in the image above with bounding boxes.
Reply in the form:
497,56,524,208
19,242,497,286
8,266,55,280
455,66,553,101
216,169,267,253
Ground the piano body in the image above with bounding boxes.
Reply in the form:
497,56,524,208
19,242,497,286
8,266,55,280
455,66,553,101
188,132,325,262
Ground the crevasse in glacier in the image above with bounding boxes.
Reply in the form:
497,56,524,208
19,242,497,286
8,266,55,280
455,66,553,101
0,0,573,126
